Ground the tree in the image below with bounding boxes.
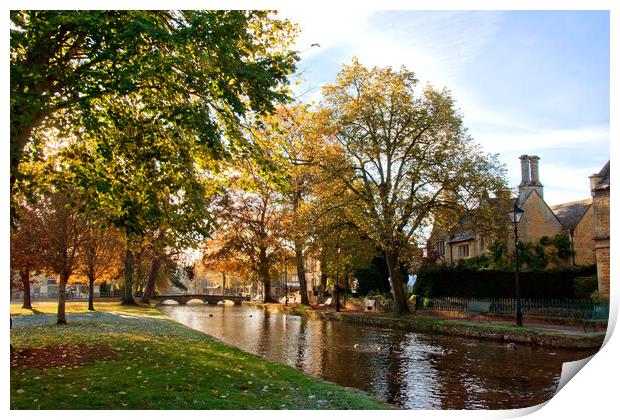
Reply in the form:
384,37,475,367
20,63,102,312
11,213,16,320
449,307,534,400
35,189,90,324
10,10,298,194
250,105,322,305
203,167,286,303
307,183,377,302
62,93,216,305
10,203,45,310
320,59,507,314
76,221,124,311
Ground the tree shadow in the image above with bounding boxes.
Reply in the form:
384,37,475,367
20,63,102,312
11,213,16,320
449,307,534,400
25,307,44,315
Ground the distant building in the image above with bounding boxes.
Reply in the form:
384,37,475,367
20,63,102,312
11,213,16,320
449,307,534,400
272,255,322,303
431,155,601,269
11,274,100,300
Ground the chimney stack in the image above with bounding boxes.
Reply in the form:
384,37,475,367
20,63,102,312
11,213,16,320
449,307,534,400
519,155,531,185
529,155,541,186
518,154,544,203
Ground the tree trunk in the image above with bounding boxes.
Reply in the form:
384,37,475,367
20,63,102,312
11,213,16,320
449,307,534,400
259,260,276,303
141,256,161,305
19,269,32,310
88,273,96,311
262,277,274,303
319,272,328,301
57,272,70,324
122,247,136,305
294,241,310,306
385,251,410,315
319,254,328,301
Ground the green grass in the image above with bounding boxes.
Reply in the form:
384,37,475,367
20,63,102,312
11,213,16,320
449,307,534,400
10,302,389,409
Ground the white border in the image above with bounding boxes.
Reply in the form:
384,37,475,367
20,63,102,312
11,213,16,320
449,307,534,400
3,1,617,420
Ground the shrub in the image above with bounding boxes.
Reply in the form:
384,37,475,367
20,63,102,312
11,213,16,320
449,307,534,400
574,276,598,299
354,257,391,296
590,290,609,305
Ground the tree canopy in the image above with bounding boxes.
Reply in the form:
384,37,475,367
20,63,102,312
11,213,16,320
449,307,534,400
319,59,507,313
11,10,298,189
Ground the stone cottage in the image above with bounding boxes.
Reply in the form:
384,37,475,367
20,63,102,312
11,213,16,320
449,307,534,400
431,155,600,268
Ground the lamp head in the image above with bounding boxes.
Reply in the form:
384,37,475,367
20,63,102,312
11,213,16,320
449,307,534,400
508,203,524,224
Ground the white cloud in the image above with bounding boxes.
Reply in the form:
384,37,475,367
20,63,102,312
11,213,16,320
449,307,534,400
278,8,374,58
354,11,505,83
474,124,610,154
540,163,599,206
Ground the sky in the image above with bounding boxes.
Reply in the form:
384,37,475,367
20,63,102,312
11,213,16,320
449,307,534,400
279,9,610,206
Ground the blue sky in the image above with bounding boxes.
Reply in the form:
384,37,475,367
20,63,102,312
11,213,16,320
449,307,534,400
281,10,610,205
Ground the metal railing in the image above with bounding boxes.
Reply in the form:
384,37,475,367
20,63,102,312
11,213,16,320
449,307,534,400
413,296,594,319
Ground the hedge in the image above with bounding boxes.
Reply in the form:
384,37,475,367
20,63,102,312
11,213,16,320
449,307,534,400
412,265,596,299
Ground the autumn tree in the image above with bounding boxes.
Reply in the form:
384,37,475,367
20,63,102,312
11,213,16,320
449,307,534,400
76,222,124,311
35,189,90,324
10,203,45,310
203,167,286,303
250,105,322,305
307,176,377,302
320,59,507,314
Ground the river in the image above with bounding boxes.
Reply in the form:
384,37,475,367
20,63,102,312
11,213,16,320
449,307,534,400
160,305,596,409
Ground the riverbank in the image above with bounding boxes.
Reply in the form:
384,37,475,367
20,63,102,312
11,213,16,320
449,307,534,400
10,302,389,409
243,302,606,350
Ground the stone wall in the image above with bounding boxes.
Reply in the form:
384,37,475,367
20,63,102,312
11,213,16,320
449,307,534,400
592,187,610,298
572,206,596,266
508,191,563,254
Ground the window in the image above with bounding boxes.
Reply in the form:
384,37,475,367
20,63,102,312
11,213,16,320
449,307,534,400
436,241,445,256
479,236,486,251
458,244,470,258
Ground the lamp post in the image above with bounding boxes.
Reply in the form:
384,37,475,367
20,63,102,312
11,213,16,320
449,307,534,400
508,203,525,327
284,257,288,306
335,246,341,312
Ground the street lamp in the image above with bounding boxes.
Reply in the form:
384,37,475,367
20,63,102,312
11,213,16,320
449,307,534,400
335,246,341,312
508,203,524,326
284,256,288,306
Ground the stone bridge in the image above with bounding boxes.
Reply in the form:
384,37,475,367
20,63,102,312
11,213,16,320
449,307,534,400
154,294,250,305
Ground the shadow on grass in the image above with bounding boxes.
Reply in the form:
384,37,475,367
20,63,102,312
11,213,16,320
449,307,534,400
23,307,44,315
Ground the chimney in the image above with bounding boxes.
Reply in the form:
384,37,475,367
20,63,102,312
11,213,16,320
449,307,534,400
518,155,544,203
519,155,530,185
529,155,542,186
589,173,602,194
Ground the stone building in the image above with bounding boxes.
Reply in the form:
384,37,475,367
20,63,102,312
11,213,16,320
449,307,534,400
589,161,610,298
431,155,600,268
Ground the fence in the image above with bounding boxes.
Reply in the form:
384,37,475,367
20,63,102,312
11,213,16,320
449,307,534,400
414,296,594,320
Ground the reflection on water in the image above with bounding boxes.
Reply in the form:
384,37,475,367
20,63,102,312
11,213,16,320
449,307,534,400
160,305,596,409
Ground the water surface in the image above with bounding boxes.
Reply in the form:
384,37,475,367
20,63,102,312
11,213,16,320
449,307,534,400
160,305,596,409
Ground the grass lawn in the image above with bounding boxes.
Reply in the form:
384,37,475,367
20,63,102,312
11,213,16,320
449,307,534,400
10,302,389,409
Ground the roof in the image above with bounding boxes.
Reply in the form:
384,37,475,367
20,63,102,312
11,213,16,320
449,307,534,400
447,230,475,244
550,198,592,230
595,161,610,190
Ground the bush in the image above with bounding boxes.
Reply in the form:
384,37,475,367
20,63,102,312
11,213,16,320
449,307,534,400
365,290,393,303
574,276,598,299
412,265,596,299
354,256,391,296
590,290,609,305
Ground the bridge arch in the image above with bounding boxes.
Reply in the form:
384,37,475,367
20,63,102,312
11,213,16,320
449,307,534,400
186,298,205,305
160,299,180,305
